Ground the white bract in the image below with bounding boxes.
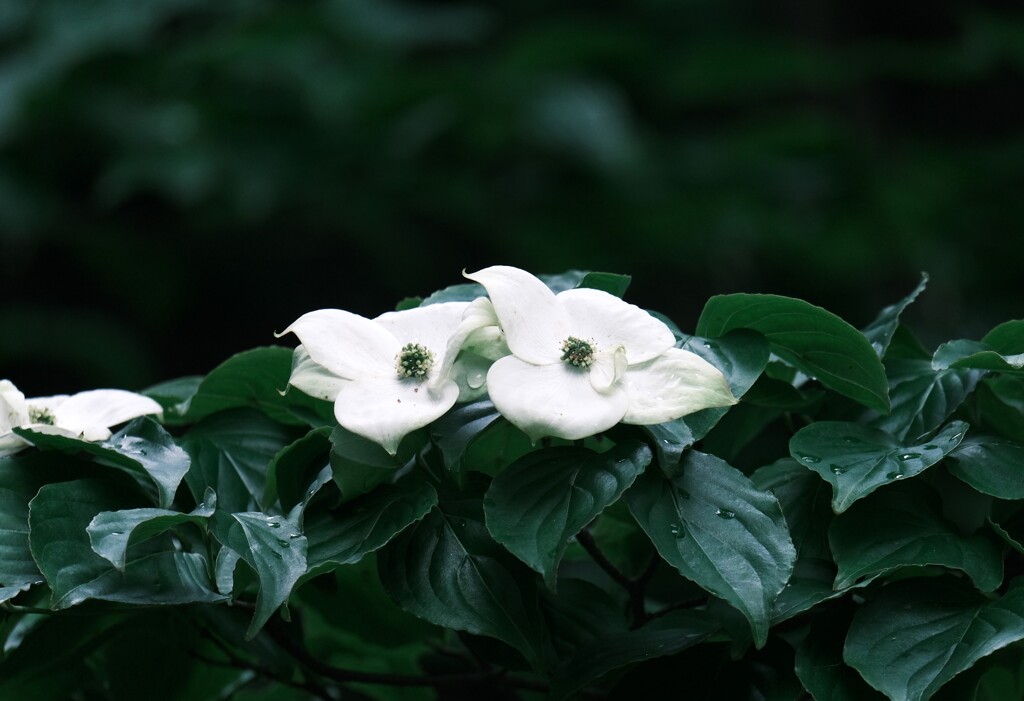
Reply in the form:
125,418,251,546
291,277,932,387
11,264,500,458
464,265,737,441
0,380,164,457
281,301,502,455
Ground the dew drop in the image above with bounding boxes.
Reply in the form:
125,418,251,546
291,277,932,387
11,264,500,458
923,444,938,450
289,533,301,540
886,471,904,480
268,521,282,528
276,539,290,548
467,371,486,390
796,452,822,464
110,531,124,536
949,433,964,443
458,520,467,529
897,452,920,461
669,523,685,538
269,551,283,560
716,508,736,520
829,464,848,475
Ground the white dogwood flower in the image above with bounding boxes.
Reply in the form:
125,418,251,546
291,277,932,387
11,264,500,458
464,265,737,441
280,301,500,455
0,380,164,457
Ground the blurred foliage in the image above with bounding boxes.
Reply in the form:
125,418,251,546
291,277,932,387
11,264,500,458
1,0,1022,393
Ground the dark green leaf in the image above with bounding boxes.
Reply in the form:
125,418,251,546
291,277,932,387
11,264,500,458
266,426,332,512
862,273,928,358
989,509,1024,554
829,480,1003,591
184,346,307,425
182,409,295,513
420,281,484,305
789,420,968,512
752,458,834,560
932,340,1024,374
305,473,437,577
329,425,422,502
538,270,588,293
541,578,628,659
484,442,651,588
770,557,843,623
16,417,190,509
794,607,888,701
28,479,225,609
87,490,216,571
845,578,1024,701
232,510,308,639
976,377,1024,442
868,360,981,442
981,320,1024,354
142,375,203,424
624,450,796,646
947,435,1024,499
576,271,631,298
677,328,771,442
696,294,890,413
377,488,546,668
549,609,719,700
430,399,502,470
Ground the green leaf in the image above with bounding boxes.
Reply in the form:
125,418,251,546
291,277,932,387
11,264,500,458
184,346,307,425
696,293,890,413
142,375,203,424
947,435,1024,499
845,578,1024,701
87,490,216,571
377,485,546,668
868,360,981,442
483,442,652,588
624,450,796,646
16,417,190,509
794,608,888,701
976,377,1024,442
0,454,75,594
231,510,308,639
305,473,437,577
829,480,1003,592
549,609,719,700
752,458,834,561
181,409,295,514
933,340,1024,374
981,320,1024,354
266,426,332,512
788,420,968,512
420,281,484,305
990,509,1024,555
862,273,928,358
28,479,225,609
329,425,422,502
770,557,843,623
575,271,631,297
429,399,502,470
677,329,771,441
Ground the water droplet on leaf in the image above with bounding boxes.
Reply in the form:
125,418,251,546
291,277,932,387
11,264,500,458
669,523,685,538
716,508,736,519
897,453,920,461
829,464,848,475
796,452,821,464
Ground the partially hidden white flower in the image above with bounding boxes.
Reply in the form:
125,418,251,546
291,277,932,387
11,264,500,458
280,300,504,455
0,379,164,457
464,265,737,441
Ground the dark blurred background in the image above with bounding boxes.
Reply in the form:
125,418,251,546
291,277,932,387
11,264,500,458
2,0,1022,396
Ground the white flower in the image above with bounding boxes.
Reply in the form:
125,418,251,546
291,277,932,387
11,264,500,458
464,265,737,441
280,301,500,455
0,380,164,457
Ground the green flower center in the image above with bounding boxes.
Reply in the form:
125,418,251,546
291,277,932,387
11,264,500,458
396,343,435,379
28,406,55,425
561,336,596,368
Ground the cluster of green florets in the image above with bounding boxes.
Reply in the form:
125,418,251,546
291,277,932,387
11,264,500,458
560,336,596,368
28,406,55,425
396,343,435,379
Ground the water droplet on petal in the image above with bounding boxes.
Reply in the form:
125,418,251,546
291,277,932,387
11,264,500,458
716,508,736,520
467,371,486,389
